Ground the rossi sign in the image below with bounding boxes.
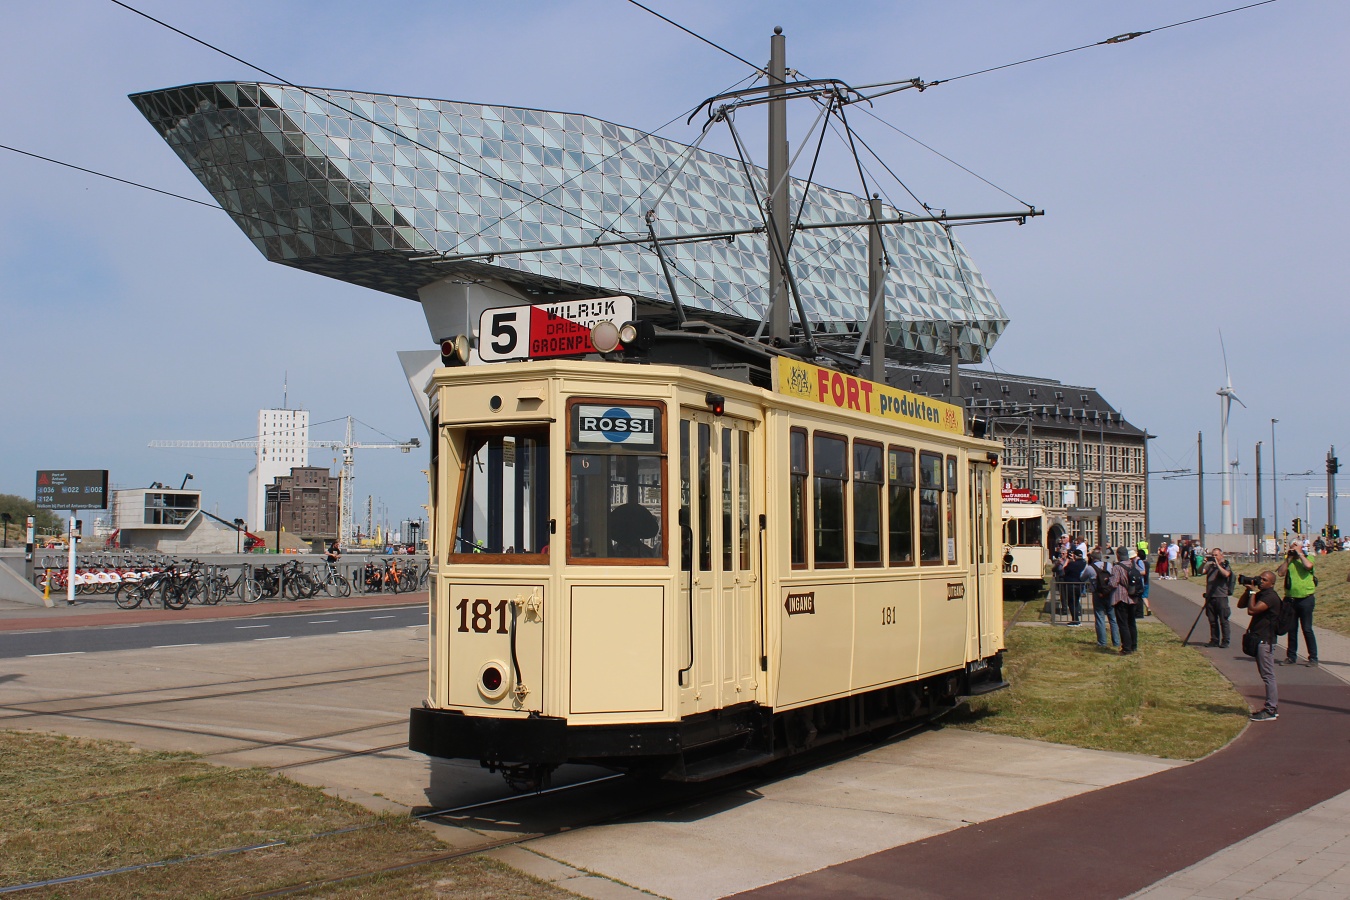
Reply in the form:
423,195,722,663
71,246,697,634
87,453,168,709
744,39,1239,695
773,358,963,436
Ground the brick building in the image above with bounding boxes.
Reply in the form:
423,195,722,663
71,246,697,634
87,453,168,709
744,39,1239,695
894,365,1150,551
263,466,339,544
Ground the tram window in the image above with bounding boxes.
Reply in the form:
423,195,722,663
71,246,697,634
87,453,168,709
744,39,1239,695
853,440,883,566
722,428,734,571
698,422,712,571
566,399,665,563
946,456,958,563
814,433,847,567
738,430,752,571
454,430,549,559
887,447,915,566
568,454,664,560
680,419,692,570
789,429,808,568
918,451,942,563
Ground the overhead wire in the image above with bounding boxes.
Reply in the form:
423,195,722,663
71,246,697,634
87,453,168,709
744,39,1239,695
925,0,1281,87
0,142,371,250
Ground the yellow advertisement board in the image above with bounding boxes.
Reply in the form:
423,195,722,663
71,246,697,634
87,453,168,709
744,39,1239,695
773,357,964,436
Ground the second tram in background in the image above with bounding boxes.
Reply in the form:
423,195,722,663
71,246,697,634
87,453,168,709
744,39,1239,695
1001,487,1048,597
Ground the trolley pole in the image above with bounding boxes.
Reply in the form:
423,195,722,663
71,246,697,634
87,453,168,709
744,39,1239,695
767,27,790,343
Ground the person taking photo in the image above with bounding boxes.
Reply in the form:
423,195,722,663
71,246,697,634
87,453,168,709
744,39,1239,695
1237,570,1281,722
1275,541,1317,666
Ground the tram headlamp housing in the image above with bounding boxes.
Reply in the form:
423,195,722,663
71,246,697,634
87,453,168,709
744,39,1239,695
590,320,622,354
439,334,471,367
618,319,655,352
705,393,726,416
478,661,509,700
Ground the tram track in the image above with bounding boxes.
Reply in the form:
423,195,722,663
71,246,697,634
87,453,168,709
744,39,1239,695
0,661,423,723
5,704,958,896
238,710,955,899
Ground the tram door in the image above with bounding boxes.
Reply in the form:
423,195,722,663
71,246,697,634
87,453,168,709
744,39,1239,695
679,412,759,716
969,461,999,658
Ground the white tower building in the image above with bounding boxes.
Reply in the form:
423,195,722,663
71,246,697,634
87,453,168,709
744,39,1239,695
246,408,309,531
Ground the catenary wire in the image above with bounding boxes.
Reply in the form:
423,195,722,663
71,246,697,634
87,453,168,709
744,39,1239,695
109,0,626,241
926,0,1282,87
0,142,376,250
621,0,766,74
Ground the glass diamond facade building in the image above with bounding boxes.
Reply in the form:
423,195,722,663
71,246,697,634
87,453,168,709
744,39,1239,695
131,82,1008,361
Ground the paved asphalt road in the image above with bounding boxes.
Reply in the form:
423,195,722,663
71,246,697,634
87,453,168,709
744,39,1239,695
0,604,427,659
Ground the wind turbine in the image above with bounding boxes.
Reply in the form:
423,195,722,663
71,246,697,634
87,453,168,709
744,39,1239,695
1218,331,1246,534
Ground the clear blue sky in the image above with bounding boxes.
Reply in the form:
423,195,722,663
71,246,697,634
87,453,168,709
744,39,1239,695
1,0,1344,535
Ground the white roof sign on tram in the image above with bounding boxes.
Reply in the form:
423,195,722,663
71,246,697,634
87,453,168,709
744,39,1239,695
476,296,634,362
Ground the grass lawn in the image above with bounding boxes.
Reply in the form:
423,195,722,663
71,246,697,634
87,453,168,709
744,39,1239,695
1232,551,1350,637
0,731,579,899
950,620,1249,759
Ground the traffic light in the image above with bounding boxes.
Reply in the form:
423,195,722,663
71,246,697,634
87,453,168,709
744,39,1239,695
1334,526,1342,540
1292,517,1302,533
1329,455,1341,474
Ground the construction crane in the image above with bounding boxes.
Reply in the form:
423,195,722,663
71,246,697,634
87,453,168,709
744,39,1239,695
149,416,419,545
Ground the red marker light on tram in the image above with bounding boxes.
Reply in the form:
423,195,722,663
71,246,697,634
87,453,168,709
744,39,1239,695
705,393,725,416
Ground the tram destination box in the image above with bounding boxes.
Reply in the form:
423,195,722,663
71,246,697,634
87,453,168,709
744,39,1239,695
35,470,109,510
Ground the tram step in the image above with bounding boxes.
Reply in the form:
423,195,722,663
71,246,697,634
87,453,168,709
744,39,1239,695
964,679,1011,698
678,749,777,783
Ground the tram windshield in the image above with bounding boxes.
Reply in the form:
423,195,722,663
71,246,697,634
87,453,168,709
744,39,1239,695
455,430,550,557
1004,516,1043,547
567,400,665,562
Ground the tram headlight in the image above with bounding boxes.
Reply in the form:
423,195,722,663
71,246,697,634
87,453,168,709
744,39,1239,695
478,661,509,700
590,320,622,354
618,321,638,345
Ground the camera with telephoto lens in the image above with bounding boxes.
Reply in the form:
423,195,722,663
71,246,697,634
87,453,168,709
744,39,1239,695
1237,574,1260,587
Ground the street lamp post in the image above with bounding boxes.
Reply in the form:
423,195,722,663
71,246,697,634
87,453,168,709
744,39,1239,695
1271,419,1279,549
1,512,11,549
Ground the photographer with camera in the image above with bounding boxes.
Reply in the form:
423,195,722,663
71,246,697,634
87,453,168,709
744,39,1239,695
1237,570,1281,721
1275,542,1318,666
1201,548,1234,649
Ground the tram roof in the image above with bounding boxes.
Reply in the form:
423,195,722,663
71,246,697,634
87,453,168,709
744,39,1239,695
130,81,1008,364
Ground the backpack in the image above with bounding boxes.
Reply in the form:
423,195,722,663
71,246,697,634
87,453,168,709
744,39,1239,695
1274,596,1298,636
1127,562,1145,599
1093,564,1113,599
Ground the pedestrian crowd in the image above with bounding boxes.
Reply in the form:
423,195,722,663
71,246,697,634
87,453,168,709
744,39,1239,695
1047,531,1325,724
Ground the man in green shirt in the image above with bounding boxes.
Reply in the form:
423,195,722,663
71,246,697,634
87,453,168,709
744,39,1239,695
1275,542,1318,666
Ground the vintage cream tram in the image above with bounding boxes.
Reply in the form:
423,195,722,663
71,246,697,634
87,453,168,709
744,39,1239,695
409,324,1007,785
1001,493,1048,597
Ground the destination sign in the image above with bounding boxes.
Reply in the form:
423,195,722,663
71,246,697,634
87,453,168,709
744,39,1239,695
35,470,109,510
1001,486,1039,504
478,296,635,362
773,358,964,436
573,404,658,447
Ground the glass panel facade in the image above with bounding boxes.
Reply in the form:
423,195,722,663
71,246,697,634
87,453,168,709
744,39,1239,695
131,82,1008,360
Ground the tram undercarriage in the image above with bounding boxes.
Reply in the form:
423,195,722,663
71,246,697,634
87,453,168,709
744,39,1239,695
410,652,1006,788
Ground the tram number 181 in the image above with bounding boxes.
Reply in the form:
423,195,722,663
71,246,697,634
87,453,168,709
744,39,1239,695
881,605,896,626
456,598,510,634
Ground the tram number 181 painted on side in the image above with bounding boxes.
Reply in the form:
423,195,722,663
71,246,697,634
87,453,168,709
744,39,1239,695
456,598,510,634
881,605,896,626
